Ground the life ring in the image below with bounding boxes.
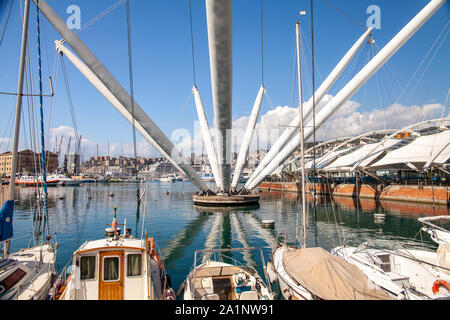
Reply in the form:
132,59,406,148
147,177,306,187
432,280,450,294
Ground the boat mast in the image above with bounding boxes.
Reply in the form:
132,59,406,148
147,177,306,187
192,86,223,191
3,0,31,257
295,16,307,248
245,27,373,189
33,0,209,193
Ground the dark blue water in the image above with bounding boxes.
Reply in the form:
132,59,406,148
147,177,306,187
1,182,445,295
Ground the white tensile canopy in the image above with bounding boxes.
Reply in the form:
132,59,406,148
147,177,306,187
321,139,401,172
304,147,353,171
369,130,450,170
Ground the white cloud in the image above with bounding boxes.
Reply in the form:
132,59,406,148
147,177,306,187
315,102,446,141
5,98,443,163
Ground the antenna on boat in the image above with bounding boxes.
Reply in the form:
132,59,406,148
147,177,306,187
295,11,307,249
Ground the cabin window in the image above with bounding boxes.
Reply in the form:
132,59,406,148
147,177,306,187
127,254,142,277
103,256,120,281
80,256,96,280
0,268,27,294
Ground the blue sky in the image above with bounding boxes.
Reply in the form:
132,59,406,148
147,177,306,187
0,0,449,158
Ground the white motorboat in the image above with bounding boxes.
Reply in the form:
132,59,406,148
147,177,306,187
200,173,215,182
15,175,60,187
181,247,274,300
48,174,82,186
418,216,450,245
159,176,175,183
50,206,175,300
332,242,450,300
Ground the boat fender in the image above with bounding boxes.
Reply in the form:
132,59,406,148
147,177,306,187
164,288,176,300
147,237,156,256
155,254,163,270
432,280,450,294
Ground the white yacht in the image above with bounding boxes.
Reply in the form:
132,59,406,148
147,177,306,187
48,174,82,186
15,175,60,187
418,216,450,245
332,242,450,300
159,175,175,183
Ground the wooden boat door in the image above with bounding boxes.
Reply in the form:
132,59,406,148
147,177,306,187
99,251,124,300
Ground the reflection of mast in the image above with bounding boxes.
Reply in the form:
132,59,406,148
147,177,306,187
63,136,71,174
246,213,277,248
202,213,223,262
230,214,254,267
160,214,211,269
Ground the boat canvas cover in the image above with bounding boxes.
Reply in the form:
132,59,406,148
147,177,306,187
0,200,14,241
437,243,450,275
282,247,391,300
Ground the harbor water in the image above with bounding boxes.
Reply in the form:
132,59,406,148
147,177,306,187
1,181,445,298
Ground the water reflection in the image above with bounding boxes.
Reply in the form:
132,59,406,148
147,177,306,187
2,182,447,297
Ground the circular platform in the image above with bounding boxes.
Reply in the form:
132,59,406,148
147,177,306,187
192,194,260,207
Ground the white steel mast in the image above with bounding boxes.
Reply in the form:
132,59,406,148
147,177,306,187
33,0,208,192
245,27,373,189
246,0,446,191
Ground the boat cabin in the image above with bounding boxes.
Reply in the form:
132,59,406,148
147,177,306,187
56,225,171,300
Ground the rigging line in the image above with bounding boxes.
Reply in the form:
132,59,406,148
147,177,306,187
406,27,449,109
37,0,50,237
418,55,448,124
372,45,387,132
126,0,138,181
440,88,450,120
188,0,196,85
59,0,126,43
298,26,324,85
396,20,449,104
299,30,313,103
45,53,60,153
310,0,317,194
320,0,365,30
60,55,81,161
0,0,13,47
260,0,264,85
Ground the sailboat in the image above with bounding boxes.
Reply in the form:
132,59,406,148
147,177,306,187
181,247,274,300
269,17,392,301
418,216,450,245
331,242,450,300
0,0,57,300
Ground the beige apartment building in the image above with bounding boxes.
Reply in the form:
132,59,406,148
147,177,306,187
0,149,59,177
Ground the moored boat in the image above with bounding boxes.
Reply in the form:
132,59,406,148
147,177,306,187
271,244,392,300
332,243,450,299
15,175,59,187
181,247,274,300
418,216,450,245
50,206,175,300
